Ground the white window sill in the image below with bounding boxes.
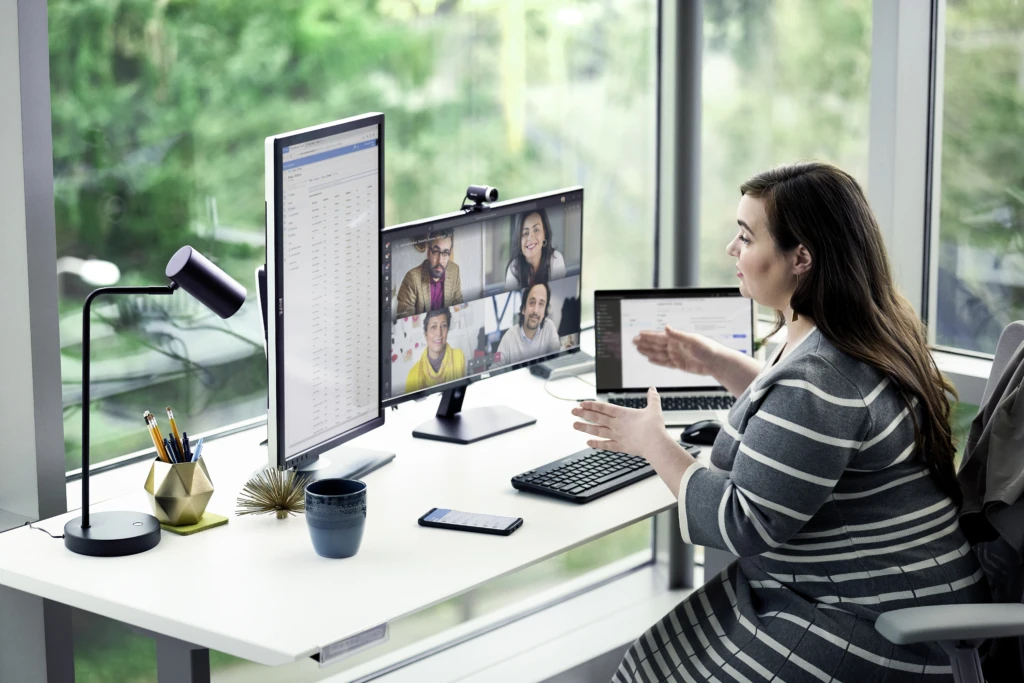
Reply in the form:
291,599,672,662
932,349,992,406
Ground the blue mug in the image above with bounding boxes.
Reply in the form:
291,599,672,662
304,479,367,559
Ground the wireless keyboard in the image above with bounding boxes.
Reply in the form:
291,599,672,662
608,395,735,411
511,444,701,504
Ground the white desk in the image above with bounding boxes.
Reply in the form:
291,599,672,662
0,365,683,681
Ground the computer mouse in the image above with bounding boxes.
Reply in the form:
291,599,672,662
679,419,722,446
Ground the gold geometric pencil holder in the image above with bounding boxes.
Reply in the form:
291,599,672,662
144,457,214,527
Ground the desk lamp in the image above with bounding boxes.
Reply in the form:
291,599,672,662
64,246,246,557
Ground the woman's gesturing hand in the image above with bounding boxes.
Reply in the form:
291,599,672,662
571,387,674,458
632,325,720,376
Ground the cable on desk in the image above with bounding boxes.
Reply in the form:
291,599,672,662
543,375,596,402
24,521,64,539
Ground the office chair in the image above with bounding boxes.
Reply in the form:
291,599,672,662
875,321,1024,683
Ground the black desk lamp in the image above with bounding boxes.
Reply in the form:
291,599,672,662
64,246,246,557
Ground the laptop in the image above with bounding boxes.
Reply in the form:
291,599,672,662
594,288,754,426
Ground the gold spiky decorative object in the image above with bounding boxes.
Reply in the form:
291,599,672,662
236,468,311,519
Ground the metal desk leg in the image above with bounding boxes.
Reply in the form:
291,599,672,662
154,634,210,683
654,509,694,589
0,585,75,683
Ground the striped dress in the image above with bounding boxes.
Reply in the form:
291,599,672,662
616,328,989,683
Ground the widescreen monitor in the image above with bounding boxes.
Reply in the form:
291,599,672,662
264,113,389,475
381,187,584,443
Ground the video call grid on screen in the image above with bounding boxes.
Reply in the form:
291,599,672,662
381,188,584,404
269,115,384,464
594,289,754,392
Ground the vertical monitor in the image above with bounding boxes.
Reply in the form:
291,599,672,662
381,187,584,408
265,113,384,469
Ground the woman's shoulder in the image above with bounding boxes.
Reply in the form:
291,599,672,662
761,330,886,403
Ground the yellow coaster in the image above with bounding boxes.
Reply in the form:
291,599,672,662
160,512,228,536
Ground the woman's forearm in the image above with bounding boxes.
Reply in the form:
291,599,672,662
709,346,762,397
644,431,698,498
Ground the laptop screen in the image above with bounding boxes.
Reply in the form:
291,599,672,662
594,289,754,393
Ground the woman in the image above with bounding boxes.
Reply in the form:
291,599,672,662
405,308,465,392
572,163,988,682
505,208,566,289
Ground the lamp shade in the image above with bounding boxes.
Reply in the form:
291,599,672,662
165,246,246,318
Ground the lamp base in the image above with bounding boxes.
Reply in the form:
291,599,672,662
63,511,162,557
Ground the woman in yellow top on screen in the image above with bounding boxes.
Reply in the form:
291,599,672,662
504,208,566,289
405,308,466,393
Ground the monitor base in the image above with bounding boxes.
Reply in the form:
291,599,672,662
294,447,395,482
412,406,536,444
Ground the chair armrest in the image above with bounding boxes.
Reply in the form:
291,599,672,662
876,604,1024,645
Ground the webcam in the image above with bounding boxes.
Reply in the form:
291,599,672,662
461,185,499,212
467,185,498,203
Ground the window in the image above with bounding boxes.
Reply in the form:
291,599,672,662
699,0,872,287
50,1,657,679
932,1,1024,354
50,0,657,472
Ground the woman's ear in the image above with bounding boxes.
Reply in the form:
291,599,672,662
792,245,812,276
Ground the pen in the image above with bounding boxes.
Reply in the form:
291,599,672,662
166,406,184,455
145,412,170,463
191,438,203,463
182,432,191,461
163,437,177,464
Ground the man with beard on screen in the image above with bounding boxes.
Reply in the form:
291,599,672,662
496,283,560,366
396,227,463,318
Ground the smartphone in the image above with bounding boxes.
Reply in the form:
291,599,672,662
418,508,523,536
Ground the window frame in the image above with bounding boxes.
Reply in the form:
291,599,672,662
867,0,995,404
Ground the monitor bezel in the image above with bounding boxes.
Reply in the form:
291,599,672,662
380,186,585,408
593,287,755,394
266,113,385,470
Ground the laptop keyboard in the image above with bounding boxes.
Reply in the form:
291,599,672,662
608,395,735,411
511,444,702,504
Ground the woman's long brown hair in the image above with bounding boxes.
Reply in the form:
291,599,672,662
741,162,961,504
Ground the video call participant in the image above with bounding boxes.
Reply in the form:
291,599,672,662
397,228,463,317
405,307,466,392
504,208,566,289
496,283,560,366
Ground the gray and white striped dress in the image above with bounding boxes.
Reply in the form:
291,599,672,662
617,328,989,683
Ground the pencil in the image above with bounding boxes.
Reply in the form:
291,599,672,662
166,406,183,454
145,412,170,463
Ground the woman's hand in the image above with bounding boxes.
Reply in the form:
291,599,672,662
633,325,720,376
572,387,675,458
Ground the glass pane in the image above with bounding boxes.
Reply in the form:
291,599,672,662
700,0,872,286
934,1,1024,353
50,1,656,472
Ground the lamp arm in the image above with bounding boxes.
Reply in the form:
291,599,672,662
80,282,179,529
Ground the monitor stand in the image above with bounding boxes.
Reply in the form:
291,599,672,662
412,386,536,444
293,447,395,482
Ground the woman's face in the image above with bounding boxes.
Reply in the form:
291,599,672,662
425,315,449,356
726,195,798,312
520,213,545,262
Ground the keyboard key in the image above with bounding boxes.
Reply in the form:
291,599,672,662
594,467,632,484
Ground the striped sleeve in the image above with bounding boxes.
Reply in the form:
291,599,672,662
680,354,871,557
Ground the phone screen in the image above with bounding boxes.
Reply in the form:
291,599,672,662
423,508,520,530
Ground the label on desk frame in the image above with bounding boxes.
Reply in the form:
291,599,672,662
316,622,390,667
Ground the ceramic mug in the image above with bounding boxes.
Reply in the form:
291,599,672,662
304,479,367,559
